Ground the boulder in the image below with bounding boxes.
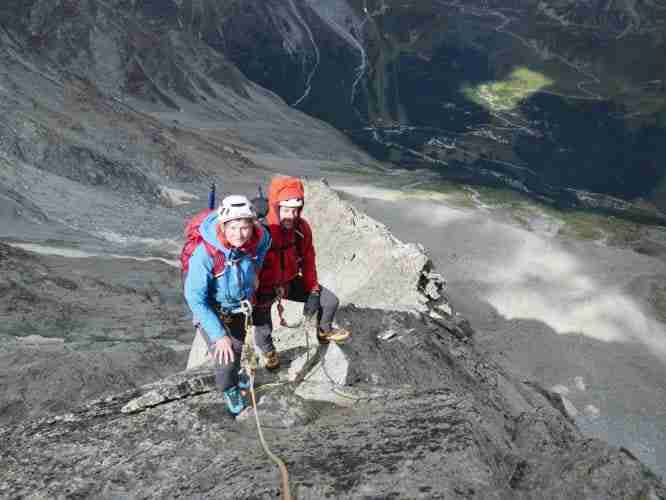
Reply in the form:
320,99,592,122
294,342,361,407
302,180,450,312
186,327,209,370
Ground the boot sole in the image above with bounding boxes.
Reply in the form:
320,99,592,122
318,336,350,344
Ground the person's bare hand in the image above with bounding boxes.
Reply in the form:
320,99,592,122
212,336,234,365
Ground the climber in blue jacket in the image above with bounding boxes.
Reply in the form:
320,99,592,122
183,194,271,416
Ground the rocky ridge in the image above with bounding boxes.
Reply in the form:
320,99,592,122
1,182,664,499
300,180,448,312
2,309,664,498
0,0,377,247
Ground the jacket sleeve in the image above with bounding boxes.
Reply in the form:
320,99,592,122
300,221,319,293
184,244,226,342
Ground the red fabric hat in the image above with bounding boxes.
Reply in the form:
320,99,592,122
266,176,305,225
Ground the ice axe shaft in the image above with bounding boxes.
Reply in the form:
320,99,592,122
208,182,216,210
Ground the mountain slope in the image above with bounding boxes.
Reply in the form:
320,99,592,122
0,0,378,245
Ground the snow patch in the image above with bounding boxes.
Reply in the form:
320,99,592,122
561,396,579,418
10,243,104,259
159,186,199,206
19,335,65,345
574,376,586,391
583,405,600,417
8,242,179,268
550,384,570,395
94,231,181,254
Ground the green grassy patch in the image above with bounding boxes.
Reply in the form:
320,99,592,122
556,211,643,245
462,67,554,111
341,177,651,247
320,162,385,178
649,285,666,324
467,185,646,245
467,184,533,207
402,180,478,208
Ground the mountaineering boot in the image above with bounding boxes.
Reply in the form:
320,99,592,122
223,386,247,416
317,326,351,344
263,350,280,370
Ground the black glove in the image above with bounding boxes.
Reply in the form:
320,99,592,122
303,290,321,319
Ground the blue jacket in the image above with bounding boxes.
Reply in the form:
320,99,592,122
184,211,271,342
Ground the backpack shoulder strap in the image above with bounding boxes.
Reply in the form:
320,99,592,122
293,219,306,267
203,240,225,276
295,219,305,255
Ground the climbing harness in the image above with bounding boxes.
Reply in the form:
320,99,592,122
238,300,293,500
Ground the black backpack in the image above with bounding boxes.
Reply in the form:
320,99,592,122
251,186,269,220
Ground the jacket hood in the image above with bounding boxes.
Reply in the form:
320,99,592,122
266,176,305,226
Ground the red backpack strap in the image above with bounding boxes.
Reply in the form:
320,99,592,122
203,240,225,277
180,208,220,279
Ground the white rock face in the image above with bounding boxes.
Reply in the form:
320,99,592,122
287,348,319,382
551,384,570,396
18,335,65,345
186,328,209,370
583,404,601,417
315,342,353,386
561,396,579,418
294,342,360,406
286,323,320,382
159,186,198,207
303,180,441,311
574,376,587,391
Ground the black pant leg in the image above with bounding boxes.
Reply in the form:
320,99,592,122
204,316,245,391
252,290,276,353
317,286,340,332
288,278,339,330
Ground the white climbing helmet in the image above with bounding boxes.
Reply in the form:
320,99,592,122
218,195,256,224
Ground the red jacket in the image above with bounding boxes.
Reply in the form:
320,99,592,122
258,177,319,293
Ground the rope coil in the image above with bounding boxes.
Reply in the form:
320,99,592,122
275,285,302,328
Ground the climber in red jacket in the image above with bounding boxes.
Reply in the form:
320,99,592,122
252,176,350,370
